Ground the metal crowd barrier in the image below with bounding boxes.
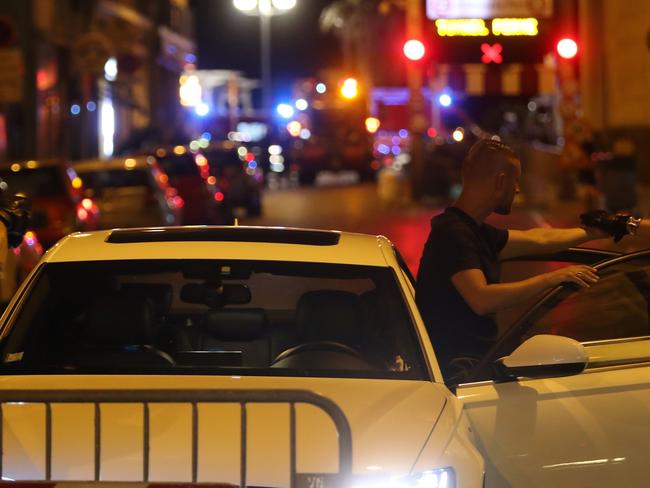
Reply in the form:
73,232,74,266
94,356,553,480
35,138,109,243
0,389,353,487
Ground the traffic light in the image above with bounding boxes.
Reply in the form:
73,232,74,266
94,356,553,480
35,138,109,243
556,38,578,59
403,39,426,61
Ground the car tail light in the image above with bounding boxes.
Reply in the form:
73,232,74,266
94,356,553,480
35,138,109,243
81,198,93,211
76,197,98,224
214,191,225,202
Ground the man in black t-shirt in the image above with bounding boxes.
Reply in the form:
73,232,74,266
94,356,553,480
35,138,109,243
416,139,606,384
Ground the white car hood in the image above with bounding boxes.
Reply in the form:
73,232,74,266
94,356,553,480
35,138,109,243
0,375,448,484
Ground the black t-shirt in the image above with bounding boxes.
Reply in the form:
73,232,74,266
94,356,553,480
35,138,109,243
415,207,508,377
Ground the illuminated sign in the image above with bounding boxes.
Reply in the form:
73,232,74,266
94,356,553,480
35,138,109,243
492,18,538,36
435,19,489,36
427,0,552,20
435,18,539,36
481,43,503,63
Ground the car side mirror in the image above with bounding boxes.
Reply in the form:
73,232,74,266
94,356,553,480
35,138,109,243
497,334,587,379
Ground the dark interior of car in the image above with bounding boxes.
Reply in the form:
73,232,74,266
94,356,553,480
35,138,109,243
0,260,426,380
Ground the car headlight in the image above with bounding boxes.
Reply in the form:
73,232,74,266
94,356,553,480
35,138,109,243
351,467,455,488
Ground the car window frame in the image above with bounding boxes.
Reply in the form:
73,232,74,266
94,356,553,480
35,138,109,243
465,248,650,383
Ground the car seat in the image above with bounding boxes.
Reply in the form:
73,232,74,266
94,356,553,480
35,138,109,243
76,291,175,369
271,290,373,370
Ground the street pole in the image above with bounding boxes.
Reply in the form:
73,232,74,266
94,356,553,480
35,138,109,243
406,0,426,201
259,12,272,117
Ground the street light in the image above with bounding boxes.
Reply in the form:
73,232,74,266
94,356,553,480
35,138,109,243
233,0,296,116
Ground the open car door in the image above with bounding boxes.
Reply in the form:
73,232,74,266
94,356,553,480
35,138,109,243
457,249,650,487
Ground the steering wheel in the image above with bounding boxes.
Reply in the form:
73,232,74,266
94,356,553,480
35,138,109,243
271,341,364,366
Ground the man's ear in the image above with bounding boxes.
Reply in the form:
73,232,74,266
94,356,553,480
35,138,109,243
494,172,506,191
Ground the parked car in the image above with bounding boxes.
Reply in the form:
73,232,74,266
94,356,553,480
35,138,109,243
0,226,484,487
205,145,263,217
73,156,183,229
153,146,227,224
0,159,99,248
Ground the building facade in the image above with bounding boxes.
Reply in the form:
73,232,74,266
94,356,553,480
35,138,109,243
0,0,197,163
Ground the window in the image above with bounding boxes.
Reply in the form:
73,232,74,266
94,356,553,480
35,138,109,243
81,169,151,192
1,260,427,380
524,256,650,343
0,167,66,197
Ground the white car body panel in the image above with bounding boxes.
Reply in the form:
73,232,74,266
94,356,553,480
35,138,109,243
2,375,449,484
458,337,650,487
44,230,388,267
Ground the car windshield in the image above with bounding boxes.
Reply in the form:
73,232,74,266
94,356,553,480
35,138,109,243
80,168,151,191
0,167,66,197
1,260,427,380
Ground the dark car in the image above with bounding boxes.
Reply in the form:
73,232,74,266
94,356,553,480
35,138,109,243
153,146,227,224
0,159,100,248
204,145,262,218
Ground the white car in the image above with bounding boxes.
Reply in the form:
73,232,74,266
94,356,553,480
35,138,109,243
0,227,484,487
457,248,650,487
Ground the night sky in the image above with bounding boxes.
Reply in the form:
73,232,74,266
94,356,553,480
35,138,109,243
191,0,340,101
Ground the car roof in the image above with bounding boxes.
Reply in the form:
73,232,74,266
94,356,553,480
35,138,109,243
44,226,392,267
0,159,67,170
72,156,153,172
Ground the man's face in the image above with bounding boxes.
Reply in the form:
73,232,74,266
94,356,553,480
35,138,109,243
494,158,521,215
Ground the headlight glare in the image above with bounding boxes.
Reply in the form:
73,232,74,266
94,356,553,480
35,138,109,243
350,467,455,488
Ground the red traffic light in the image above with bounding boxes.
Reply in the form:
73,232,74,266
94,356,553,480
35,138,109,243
556,38,578,59
403,39,426,61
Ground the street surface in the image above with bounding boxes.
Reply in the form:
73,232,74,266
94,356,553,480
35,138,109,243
244,182,650,275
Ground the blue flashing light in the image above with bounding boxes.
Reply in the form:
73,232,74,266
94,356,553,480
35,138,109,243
195,103,210,116
439,93,452,107
377,144,390,155
398,129,408,138
201,132,212,141
86,101,97,112
276,103,295,119
248,161,258,169
391,145,401,155
70,104,81,115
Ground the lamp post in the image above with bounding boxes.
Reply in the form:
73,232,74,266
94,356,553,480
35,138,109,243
233,0,296,117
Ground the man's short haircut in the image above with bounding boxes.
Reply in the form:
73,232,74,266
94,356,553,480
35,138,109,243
462,139,518,181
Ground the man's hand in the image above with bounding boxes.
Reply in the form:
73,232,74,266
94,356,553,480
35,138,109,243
545,265,599,288
580,210,634,242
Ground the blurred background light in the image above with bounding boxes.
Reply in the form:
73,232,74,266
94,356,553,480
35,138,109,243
439,93,452,107
276,103,295,118
315,82,327,94
295,98,308,110
104,57,118,81
233,0,257,11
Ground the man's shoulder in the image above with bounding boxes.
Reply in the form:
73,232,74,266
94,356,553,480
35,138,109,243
430,209,475,235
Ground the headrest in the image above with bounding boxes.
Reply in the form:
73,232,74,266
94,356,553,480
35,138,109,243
296,290,361,346
85,292,156,346
120,283,173,318
202,308,267,340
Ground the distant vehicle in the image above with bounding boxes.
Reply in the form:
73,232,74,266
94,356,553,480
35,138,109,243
290,103,374,184
0,159,99,248
153,147,226,224
73,155,183,229
204,145,262,218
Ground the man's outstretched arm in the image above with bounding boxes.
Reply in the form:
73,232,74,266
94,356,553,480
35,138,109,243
451,265,599,316
499,227,608,260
